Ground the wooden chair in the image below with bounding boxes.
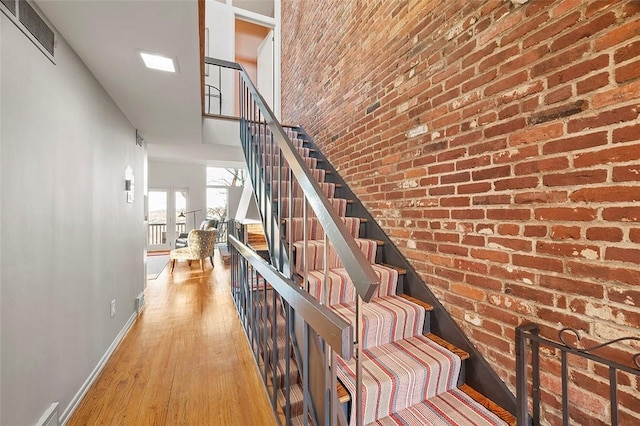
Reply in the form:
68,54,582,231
169,229,217,272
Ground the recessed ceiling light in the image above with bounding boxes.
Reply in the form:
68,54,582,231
140,52,176,72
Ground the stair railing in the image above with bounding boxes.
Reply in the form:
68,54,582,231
206,56,379,426
515,323,640,425
229,227,352,425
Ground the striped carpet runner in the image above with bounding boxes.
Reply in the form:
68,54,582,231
255,127,509,425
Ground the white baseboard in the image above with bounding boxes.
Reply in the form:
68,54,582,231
59,312,137,425
36,402,59,426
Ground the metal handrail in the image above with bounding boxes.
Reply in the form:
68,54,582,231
205,56,380,303
229,234,353,359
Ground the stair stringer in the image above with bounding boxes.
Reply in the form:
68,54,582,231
292,126,518,418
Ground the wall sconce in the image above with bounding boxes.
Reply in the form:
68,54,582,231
125,166,135,203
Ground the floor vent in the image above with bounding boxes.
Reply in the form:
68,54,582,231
136,292,145,315
36,402,59,426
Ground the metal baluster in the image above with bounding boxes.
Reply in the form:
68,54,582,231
285,301,292,425
262,273,268,384
303,320,309,426
561,351,569,426
532,337,540,426
355,294,363,426
610,367,619,425
303,196,309,293
271,287,278,409
288,168,294,281
331,349,337,426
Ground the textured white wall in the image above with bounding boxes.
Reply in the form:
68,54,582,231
1,13,145,425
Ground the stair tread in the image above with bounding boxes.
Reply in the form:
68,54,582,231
337,334,463,424
459,384,517,426
400,294,434,311
369,387,512,426
426,333,469,360
379,263,407,275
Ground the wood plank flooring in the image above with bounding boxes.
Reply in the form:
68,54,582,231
67,250,277,426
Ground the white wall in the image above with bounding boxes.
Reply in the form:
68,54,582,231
206,0,235,116
148,160,207,226
1,14,145,426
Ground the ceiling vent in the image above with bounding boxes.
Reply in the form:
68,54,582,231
1,0,55,61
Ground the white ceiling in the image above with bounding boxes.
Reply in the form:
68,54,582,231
234,0,274,18
36,0,203,148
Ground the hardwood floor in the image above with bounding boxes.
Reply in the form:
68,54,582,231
68,251,277,426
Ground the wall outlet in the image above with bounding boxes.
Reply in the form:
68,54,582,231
110,299,116,317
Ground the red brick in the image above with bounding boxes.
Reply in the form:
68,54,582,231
461,69,498,93
567,261,640,286
574,145,640,167
586,227,623,242
524,225,547,237
470,248,509,263
596,13,640,51
616,59,640,84
494,176,539,191
546,87,573,107
608,286,640,306
550,12,617,52
514,156,569,176
441,171,470,184
457,182,492,194
537,241,601,260
471,165,510,181
631,228,640,243
550,225,581,240
571,185,640,203
543,169,608,187
614,39,640,64
504,282,554,305
473,194,511,205
613,165,640,182
484,118,527,139
542,132,608,155
535,207,597,222
547,55,609,88
513,254,563,273
531,43,589,78
537,307,590,331
577,73,610,95
605,247,640,265
509,122,564,146
523,11,580,49
497,224,519,236
593,79,640,109
539,275,605,298
484,71,528,97
456,155,491,171
487,209,531,221
613,123,640,144
603,207,640,222
568,104,640,133
488,236,532,252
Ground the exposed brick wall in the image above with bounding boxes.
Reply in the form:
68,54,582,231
281,0,640,424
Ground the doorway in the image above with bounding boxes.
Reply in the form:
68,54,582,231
147,188,188,251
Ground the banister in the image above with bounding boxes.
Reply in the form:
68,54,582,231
229,234,353,359
207,56,380,302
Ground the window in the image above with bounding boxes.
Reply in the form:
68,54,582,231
206,167,247,221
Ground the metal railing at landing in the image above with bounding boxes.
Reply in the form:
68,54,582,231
228,226,352,426
148,223,186,246
515,323,640,426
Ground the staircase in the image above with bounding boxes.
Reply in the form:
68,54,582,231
246,124,516,425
